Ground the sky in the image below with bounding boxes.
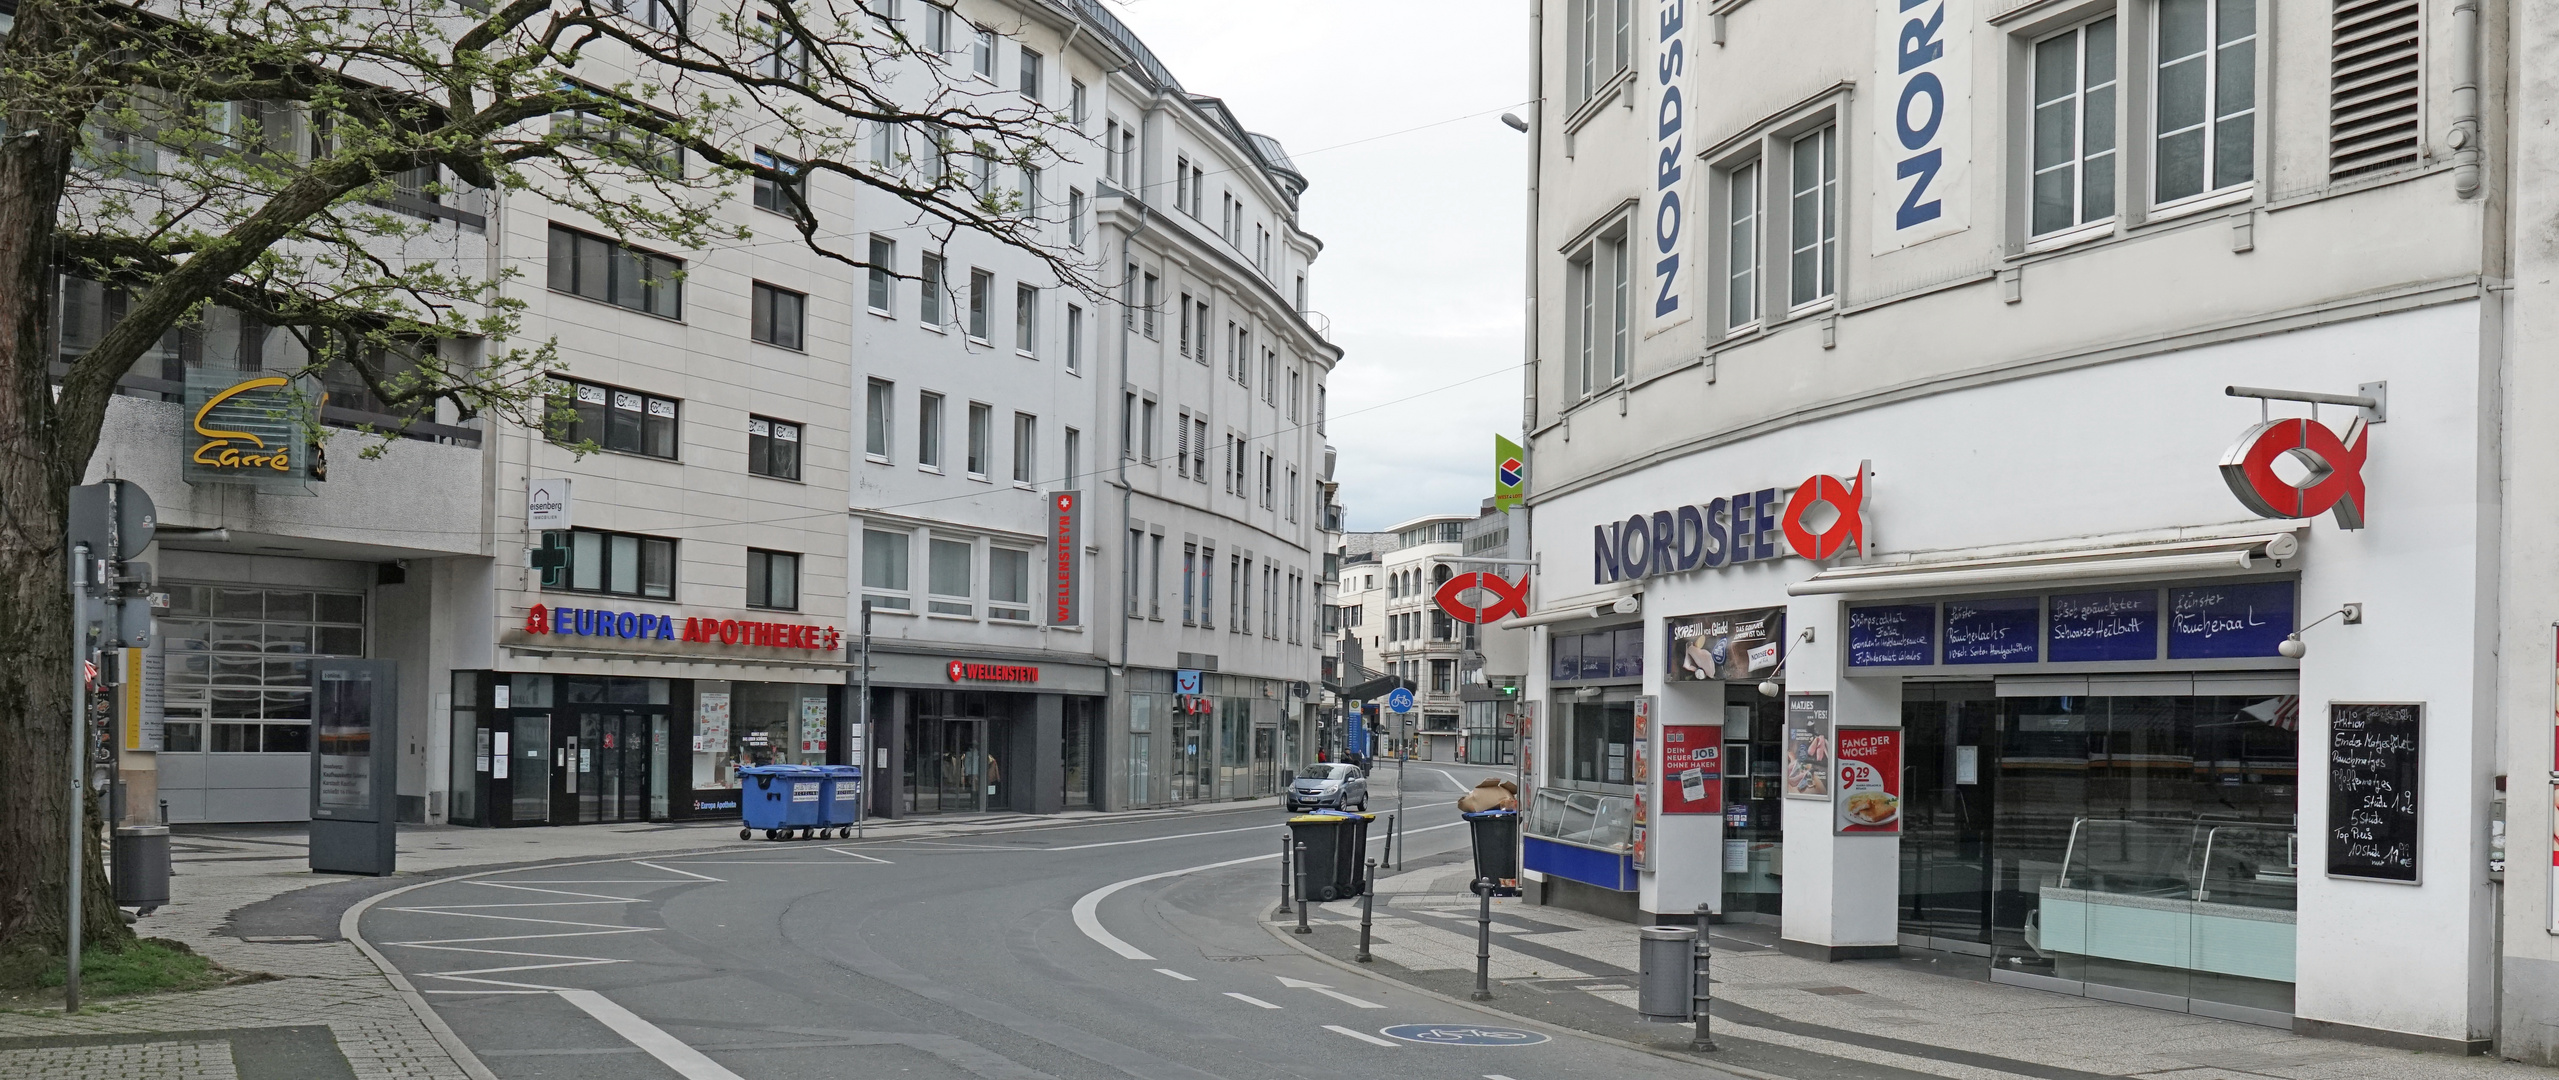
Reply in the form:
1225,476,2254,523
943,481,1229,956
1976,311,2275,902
1105,0,1529,533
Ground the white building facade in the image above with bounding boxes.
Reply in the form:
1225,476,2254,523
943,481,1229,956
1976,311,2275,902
1516,0,2546,1056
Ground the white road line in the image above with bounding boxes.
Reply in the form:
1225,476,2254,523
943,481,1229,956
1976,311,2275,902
471,882,653,901
1486,1073,1522,1080
1431,768,1471,791
422,989,555,995
824,847,894,863
1071,852,1275,961
557,989,746,1080
1154,968,1196,981
1325,1025,1399,1047
1275,976,1385,1009
635,861,723,881
1223,993,1283,1009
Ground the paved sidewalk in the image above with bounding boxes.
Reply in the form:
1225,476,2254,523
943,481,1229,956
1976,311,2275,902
1278,853,2559,1080
0,798,1278,1080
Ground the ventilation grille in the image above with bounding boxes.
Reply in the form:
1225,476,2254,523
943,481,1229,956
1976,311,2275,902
2329,0,2423,179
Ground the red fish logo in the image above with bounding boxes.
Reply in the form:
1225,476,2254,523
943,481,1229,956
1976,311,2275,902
1781,461,1870,561
1433,572,1530,624
2219,416,2368,529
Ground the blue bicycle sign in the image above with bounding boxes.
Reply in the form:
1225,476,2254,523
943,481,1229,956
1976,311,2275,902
1385,687,1416,714
1378,1024,1551,1046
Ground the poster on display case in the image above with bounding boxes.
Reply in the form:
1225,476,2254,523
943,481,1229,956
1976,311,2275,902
695,692,731,752
799,697,828,755
1783,693,1832,799
1632,697,1653,870
1833,728,1902,834
1659,724,1723,814
1667,608,1785,681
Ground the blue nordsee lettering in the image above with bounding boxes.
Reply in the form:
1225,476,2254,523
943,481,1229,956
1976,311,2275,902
1877,0,1965,248
1896,150,1945,227
1650,0,1687,321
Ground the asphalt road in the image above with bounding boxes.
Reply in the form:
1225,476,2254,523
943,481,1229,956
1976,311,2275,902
360,764,1709,1080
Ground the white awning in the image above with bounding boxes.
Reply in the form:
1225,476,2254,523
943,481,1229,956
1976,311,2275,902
1786,528,2303,597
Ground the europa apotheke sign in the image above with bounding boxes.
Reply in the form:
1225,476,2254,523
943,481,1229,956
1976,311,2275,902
522,603,841,652
1594,462,1872,584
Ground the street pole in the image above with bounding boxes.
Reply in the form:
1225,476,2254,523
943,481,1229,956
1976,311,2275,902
1394,732,1406,871
1356,858,1376,962
65,540,89,1014
1292,841,1312,934
1278,835,1292,914
857,601,872,840
1692,901,1718,1051
1471,878,1494,1000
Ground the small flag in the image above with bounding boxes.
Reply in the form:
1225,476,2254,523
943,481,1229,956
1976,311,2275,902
1494,434,1527,511
82,659,99,689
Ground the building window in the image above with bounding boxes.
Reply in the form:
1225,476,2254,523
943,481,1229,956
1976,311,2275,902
1066,304,1085,372
925,6,950,52
1140,398,1157,466
158,584,367,752
1063,427,1080,486
1015,284,1039,354
1070,79,1088,126
751,148,803,214
539,528,676,599
966,402,992,477
1288,368,1301,421
551,97,685,180
1175,409,1193,479
1177,292,1194,356
1192,300,1210,361
1149,534,1165,619
750,282,805,350
919,253,946,326
1142,273,1160,338
1068,188,1087,248
1199,544,1216,628
865,378,892,459
755,12,809,82
2153,0,2257,204
1725,160,1760,328
1182,543,1198,623
1316,385,1325,433
1190,417,1207,480
747,416,801,480
746,549,800,610
990,547,1031,621
862,528,910,610
967,269,994,341
929,537,973,616
970,24,995,79
1788,126,1837,309
2031,18,2119,237
1122,393,1137,460
550,378,678,459
1012,412,1037,483
1126,531,1143,618
1568,0,1633,109
1259,452,1274,508
1286,466,1299,521
1018,47,1043,99
918,391,944,468
1021,164,1042,215
1566,226,1628,397
618,0,685,31
546,225,682,319
867,236,895,314
1432,659,1453,692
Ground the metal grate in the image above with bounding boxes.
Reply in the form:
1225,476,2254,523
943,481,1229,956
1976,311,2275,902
2329,0,2424,179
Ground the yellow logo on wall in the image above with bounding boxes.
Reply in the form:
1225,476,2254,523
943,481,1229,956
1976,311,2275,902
190,376,293,472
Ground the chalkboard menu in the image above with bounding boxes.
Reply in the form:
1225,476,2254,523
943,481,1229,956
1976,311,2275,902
2327,702,2422,883
1942,597,2040,664
1847,604,1935,666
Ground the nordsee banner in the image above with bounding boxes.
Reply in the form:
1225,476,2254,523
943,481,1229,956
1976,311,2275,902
1872,0,1970,253
1646,0,1694,337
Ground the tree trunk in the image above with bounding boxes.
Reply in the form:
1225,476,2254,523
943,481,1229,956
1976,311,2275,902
0,0,136,968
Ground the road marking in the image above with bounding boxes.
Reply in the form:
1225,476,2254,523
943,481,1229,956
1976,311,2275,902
1154,968,1195,981
1431,768,1471,791
1486,1074,1521,1080
908,821,1285,852
1324,1025,1399,1047
472,882,653,902
825,847,894,863
636,861,723,881
1071,852,1275,960
1223,992,1283,1009
1275,975,1384,1009
422,989,556,995
557,989,745,1080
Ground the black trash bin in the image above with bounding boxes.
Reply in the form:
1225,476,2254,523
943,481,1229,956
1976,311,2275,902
1287,811,1374,900
1463,809,1520,882
114,824,170,911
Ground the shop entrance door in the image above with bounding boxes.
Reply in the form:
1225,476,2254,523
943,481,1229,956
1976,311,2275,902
1899,685,1997,955
509,714,552,824
573,709,651,824
1169,710,1204,801
904,714,989,814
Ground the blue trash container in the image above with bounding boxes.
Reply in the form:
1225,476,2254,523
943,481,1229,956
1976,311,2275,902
739,765,827,840
817,765,865,836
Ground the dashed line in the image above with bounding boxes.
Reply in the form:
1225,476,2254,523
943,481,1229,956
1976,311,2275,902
1325,1025,1399,1047
1486,1074,1521,1080
558,989,745,1080
1154,968,1196,981
824,847,894,863
1224,992,1283,1009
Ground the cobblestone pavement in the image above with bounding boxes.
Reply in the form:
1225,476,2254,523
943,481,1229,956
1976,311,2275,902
0,800,1278,1080
1281,855,2559,1080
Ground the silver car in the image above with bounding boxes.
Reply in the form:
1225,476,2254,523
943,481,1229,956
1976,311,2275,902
1287,763,1368,812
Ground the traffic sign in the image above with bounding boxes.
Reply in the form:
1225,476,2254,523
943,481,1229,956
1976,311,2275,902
1386,687,1415,714
1378,1024,1550,1046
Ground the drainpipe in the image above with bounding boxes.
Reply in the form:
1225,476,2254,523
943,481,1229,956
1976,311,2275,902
1522,0,1544,439
2451,0,2481,198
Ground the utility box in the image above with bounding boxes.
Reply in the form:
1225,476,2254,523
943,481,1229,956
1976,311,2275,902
1638,925,1699,1021
113,825,170,911
309,660,398,876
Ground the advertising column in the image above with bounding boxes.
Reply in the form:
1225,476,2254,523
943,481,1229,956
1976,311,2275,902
1777,598,1901,959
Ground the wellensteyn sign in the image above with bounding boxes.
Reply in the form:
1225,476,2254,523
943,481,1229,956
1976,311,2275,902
1047,491,1081,626
1594,462,1872,584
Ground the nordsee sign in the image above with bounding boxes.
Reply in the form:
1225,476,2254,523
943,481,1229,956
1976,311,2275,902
1648,0,1691,330
1872,0,1969,252
1594,463,1871,584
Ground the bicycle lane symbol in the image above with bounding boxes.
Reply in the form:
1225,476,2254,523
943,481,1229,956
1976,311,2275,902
1378,1024,1553,1046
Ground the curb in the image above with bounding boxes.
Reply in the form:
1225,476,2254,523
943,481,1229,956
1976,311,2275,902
1257,914,1790,1080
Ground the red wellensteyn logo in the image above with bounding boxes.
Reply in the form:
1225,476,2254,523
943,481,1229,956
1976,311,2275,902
946,661,1039,683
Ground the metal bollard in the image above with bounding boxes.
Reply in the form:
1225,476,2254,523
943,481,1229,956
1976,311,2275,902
1293,841,1313,935
1691,902,1718,1051
1470,878,1494,1000
1279,835,1293,916
1357,858,1377,962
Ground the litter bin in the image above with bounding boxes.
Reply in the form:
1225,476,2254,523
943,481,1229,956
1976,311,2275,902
1287,811,1373,901
113,825,170,912
1638,925,1700,1021
817,764,864,838
1463,808,1520,883
739,765,827,840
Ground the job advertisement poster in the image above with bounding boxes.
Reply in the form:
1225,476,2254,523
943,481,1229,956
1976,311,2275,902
1659,724,1724,814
